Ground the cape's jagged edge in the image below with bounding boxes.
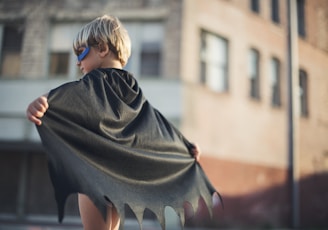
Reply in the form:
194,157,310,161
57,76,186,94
114,193,219,230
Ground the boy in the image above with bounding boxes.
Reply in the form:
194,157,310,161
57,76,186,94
27,15,216,230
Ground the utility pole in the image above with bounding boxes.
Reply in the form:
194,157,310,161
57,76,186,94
286,0,300,228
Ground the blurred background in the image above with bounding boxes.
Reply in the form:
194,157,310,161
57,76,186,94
0,0,328,229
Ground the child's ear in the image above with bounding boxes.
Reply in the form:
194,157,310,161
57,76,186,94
98,43,110,57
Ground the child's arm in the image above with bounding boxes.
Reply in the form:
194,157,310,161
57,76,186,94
26,93,49,126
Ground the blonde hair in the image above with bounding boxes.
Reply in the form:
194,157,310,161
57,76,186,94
73,15,131,67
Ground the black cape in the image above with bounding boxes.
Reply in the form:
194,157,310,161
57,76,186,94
37,68,219,229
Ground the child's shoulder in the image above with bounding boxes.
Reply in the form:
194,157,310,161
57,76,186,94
85,68,135,83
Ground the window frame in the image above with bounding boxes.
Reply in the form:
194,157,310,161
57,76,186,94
124,22,164,79
297,0,306,37
48,22,83,79
0,22,24,78
199,30,229,93
270,57,281,107
250,0,260,13
248,48,261,100
271,0,280,23
299,69,309,117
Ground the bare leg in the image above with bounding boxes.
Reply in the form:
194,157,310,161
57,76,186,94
78,193,120,230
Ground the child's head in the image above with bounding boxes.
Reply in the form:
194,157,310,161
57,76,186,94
73,15,131,67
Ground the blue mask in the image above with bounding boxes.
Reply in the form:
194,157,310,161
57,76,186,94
77,47,90,62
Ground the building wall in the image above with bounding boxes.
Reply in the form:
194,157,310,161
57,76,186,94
0,0,185,227
1,0,327,228
298,40,328,174
181,0,289,167
181,0,328,228
304,0,328,52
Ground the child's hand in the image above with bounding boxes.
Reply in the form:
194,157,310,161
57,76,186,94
26,95,49,126
190,143,201,162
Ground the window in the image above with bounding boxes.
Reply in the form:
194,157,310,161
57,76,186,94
49,52,69,75
49,23,82,78
139,24,163,77
0,24,24,78
250,0,260,13
270,57,281,106
297,0,306,37
200,30,229,92
299,69,308,117
140,42,161,76
271,0,280,23
248,48,260,99
124,22,163,78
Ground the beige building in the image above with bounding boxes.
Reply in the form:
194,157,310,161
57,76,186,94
0,0,327,229
181,0,328,228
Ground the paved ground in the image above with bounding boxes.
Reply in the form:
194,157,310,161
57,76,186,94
0,219,215,230
0,209,217,230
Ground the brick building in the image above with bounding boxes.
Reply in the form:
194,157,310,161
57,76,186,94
180,0,328,228
0,0,184,228
0,0,328,229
